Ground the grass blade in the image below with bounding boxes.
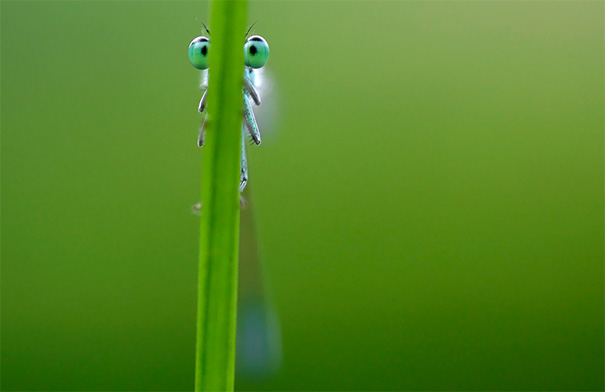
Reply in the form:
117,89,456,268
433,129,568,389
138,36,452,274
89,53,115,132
195,1,247,391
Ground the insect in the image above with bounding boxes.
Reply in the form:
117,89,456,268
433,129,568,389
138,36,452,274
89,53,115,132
189,28,281,378
188,26,270,193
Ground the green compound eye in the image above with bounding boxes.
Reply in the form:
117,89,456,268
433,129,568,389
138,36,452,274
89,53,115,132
244,35,269,69
189,36,210,70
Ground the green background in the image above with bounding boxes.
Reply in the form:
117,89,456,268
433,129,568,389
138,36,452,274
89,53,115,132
2,1,603,391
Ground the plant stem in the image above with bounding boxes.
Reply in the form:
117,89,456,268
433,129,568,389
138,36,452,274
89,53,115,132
195,1,247,391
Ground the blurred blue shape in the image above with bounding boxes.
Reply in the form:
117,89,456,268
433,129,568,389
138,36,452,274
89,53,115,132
236,297,282,379
236,188,282,380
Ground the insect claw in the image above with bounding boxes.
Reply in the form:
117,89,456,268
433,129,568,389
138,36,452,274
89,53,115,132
198,116,207,147
192,202,202,216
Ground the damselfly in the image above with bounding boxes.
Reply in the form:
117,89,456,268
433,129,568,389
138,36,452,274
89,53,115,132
188,27,280,380
188,26,270,192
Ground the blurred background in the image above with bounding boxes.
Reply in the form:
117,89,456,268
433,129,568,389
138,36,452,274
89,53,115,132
2,1,603,391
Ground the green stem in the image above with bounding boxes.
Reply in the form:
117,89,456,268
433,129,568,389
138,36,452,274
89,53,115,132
195,1,247,391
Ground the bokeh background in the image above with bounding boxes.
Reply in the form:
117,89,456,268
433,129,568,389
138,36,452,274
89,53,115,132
2,1,603,391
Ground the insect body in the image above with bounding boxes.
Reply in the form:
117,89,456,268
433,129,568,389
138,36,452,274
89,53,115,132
188,33,270,193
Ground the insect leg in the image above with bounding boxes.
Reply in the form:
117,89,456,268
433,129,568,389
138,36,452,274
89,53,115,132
243,77,261,106
198,114,207,147
239,126,248,193
243,94,261,145
198,90,208,113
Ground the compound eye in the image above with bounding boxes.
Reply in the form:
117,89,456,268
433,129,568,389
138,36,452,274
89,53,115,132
244,35,269,69
189,36,210,70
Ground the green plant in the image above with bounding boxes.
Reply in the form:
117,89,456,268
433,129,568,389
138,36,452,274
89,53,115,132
194,1,247,391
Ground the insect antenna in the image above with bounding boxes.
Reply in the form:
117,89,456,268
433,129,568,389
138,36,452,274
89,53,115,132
201,22,211,36
195,18,211,36
244,21,257,38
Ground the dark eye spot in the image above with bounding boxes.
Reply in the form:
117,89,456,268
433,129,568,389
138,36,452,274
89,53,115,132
201,46,208,56
249,45,257,55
